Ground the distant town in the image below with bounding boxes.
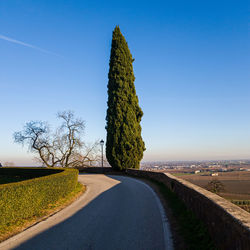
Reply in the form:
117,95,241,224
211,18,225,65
140,159,250,175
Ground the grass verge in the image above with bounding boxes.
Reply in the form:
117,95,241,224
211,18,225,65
146,179,216,250
0,182,85,243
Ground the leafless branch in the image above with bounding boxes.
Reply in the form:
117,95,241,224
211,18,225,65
14,111,98,168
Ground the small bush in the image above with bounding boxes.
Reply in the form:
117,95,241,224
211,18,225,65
0,168,78,228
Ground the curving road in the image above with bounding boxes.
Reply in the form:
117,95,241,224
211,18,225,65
0,174,173,250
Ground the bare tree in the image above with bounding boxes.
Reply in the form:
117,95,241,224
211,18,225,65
69,141,101,167
14,111,98,168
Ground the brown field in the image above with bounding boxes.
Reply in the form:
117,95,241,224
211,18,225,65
173,171,250,212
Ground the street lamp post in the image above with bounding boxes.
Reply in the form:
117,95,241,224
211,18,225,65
100,139,104,170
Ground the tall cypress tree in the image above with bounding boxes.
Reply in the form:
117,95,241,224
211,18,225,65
106,26,145,170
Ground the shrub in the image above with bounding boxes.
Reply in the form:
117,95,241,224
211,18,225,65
231,200,250,206
0,168,78,228
205,180,225,194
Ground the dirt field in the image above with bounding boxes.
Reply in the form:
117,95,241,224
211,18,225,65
173,171,250,212
177,171,250,200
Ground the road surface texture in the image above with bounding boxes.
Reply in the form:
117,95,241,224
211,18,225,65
0,174,173,250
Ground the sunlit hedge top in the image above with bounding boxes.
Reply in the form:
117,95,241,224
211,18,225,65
0,168,78,228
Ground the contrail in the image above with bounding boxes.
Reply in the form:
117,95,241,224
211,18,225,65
0,34,60,56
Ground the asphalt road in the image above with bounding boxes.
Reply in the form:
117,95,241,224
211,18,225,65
0,174,173,250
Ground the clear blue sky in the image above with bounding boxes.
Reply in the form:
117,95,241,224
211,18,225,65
0,0,249,165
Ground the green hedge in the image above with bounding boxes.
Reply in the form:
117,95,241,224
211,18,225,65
0,167,62,177
231,200,250,205
0,168,78,228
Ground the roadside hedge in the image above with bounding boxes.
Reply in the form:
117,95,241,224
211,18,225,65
0,168,78,228
0,167,62,177
231,200,250,205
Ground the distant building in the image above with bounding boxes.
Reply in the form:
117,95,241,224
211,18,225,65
211,173,219,176
195,170,200,174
